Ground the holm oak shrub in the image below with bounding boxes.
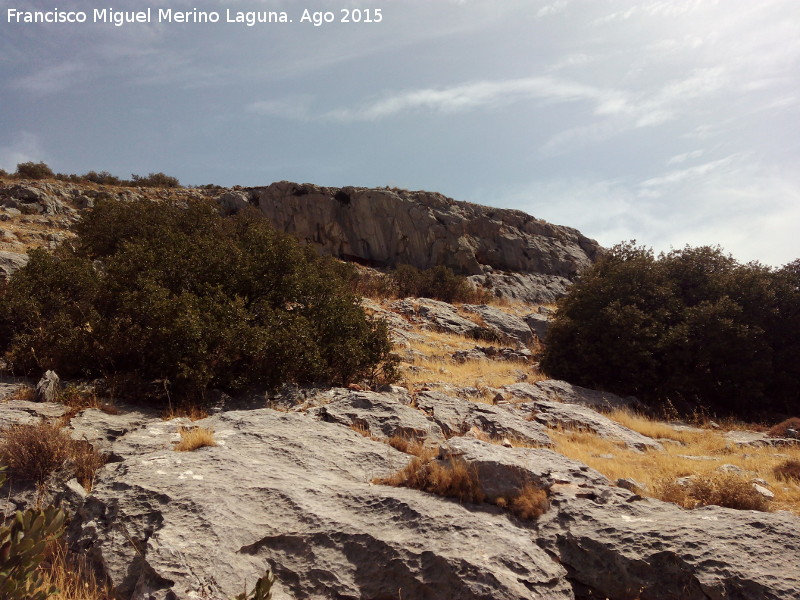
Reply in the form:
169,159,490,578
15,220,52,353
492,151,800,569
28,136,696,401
541,242,800,417
0,198,397,403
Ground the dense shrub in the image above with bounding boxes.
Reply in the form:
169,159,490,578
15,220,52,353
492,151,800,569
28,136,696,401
81,170,121,185
390,264,488,303
541,243,799,417
0,199,396,402
14,161,54,180
0,168,8,177
129,171,180,188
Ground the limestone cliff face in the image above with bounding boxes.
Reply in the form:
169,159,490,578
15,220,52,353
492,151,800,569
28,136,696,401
246,181,602,277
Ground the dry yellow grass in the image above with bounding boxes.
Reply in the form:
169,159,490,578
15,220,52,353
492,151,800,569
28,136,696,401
173,426,217,452
549,420,800,514
39,539,113,600
162,404,209,421
400,328,545,394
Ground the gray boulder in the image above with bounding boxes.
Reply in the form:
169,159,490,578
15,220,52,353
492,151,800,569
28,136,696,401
0,250,28,279
509,399,663,452
523,312,551,341
312,390,443,442
391,298,478,336
468,272,573,305
249,181,602,279
35,370,61,403
462,304,535,344
505,380,641,411
416,391,552,447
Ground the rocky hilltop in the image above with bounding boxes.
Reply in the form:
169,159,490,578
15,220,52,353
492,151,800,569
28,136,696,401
1,177,602,302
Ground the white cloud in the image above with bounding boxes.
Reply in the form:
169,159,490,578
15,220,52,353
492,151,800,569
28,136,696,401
667,150,704,165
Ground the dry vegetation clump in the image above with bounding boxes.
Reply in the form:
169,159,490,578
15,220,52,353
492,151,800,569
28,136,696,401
38,539,113,600
0,422,108,490
162,404,209,422
768,417,800,438
0,422,71,484
774,459,800,483
386,434,434,459
376,457,485,503
653,473,770,512
507,484,550,520
173,426,217,452
5,383,37,402
376,456,549,520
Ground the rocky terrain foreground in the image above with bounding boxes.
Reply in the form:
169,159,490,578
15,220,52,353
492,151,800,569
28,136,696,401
1,378,799,600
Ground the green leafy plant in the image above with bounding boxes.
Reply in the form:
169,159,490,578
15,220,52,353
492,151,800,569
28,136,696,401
0,469,67,600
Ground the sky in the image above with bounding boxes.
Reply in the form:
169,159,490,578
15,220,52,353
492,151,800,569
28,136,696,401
1,0,798,266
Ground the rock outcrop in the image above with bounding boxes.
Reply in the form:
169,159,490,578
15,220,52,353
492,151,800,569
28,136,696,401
1,384,799,599
244,181,602,300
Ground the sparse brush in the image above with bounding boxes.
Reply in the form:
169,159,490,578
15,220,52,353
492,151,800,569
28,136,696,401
349,423,372,438
0,422,71,484
508,484,549,520
6,385,36,402
0,422,108,490
37,538,113,600
174,426,217,452
774,459,800,483
68,440,108,491
654,473,770,512
162,404,209,422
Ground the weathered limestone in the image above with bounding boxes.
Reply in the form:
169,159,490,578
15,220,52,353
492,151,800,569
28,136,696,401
245,181,602,278
72,409,573,600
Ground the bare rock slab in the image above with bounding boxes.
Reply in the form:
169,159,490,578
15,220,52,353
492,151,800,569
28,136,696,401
416,390,553,447
505,380,641,411
537,494,800,600
312,389,444,442
73,409,573,600
509,399,663,452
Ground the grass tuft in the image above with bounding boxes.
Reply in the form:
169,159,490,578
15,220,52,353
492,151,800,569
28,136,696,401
509,484,550,520
174,426,217,452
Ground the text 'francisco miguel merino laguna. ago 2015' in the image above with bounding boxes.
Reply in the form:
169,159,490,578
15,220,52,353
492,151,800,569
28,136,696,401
6,7,384,27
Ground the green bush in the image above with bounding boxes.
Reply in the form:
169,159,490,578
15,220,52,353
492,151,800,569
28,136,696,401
14,162,54,180
0,199,396,403
541,243,799,417
81,170,121,185
390,264,488,303
129,172,180,188
0,469,67,600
